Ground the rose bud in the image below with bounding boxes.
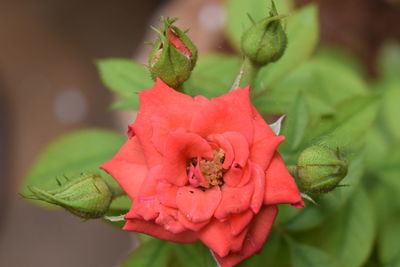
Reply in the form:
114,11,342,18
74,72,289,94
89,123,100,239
149,17,198,90
296,145,348,194
27,172,113,219
241,1,287,66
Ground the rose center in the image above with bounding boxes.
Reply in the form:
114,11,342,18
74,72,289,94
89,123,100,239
188,149,226,188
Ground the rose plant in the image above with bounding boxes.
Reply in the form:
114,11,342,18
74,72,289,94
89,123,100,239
20,0,397,266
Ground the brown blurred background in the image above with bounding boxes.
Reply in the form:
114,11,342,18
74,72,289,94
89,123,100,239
0,0,399,266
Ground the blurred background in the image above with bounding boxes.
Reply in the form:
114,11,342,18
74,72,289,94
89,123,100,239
0,0,399,266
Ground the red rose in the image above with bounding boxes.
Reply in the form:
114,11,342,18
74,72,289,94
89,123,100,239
102,79,303,267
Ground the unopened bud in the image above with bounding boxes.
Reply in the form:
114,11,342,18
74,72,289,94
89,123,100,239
149,17,197,89
28,173,113,218
241,1,287,66
296,145,348,194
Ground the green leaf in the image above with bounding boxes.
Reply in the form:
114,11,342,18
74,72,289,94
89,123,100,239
21,129,125,209
364,126,390,171
122,240,217,267
378,215,400,265
111,94,140,110
122,239,172,267
380,82,400,141
172,242,216,267
184,54,241,98
253,4,319,94
239,231,290,267
254,53,367,115
315,46,363,76
309,95,380,150
225,0,293,51
97,58,153,95
281,92,309,151
317,187,376,267
97,58,153,111
288,239,339,267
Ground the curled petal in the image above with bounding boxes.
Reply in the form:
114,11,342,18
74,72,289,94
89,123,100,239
198,219,248,257
178,211,209,231
190,87,254,144
155,206,186,234
208,134,234,169
177,186,221,223
101,136,148,199
151,95,208,154
223,163,243,187
229,210,253,236
215,205,278,267
250,163,266,214
163,129,213,186
156,181,178,208
132,78,203,167
251,107,285,170
222,132,249,167
132,166,163,220
123,219,197,243
264,153,304,207
214,182,254,220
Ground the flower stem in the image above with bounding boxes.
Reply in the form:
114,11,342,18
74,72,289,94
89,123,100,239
239,57,261,88
109,185,126,199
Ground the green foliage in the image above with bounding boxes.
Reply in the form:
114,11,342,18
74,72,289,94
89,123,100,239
184,54,241,98
21,129,131,215
288,238,339,267
254,53,368,116
122,240,216,267
309,95,380,150
225,0,293,51
97,58,153,110
253,4,319,95
280,92,309,152
316,187,376,267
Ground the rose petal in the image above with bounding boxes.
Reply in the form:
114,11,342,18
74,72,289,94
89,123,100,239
209,134,234,169
250,163,266,214
156,181,178,208
176,186,221,223
101,136,148,199
264,153,304,207
163,129,213,186
190,87,254,144
178,211,209,231
123,219,197,243
215,205,278,267
214,181,254,220
155,206,186,234
250,107,285,170
151,95,208,154
229,210,254,236
132,78,196,167
198,219,248,257
222,132,249,167
132,166,163,220
223,163,243,187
